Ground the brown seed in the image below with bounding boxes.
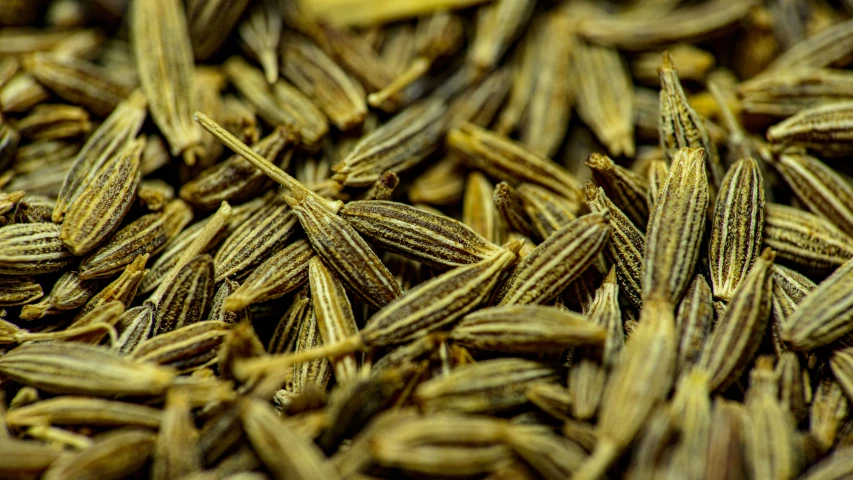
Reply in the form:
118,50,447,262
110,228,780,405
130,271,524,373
332,99,447,187
0,275,42,307
153,254,215,335
585,153,651,230
764,202,853,270
709,156,765,302
60,137,144,255
52,90,147,222
675,275,714,376
308,257,360,384
20,270,101,320
642,147,709,305
6,397,162,428
697,249,775,392
225,239,314,311
340,200,501,268
130,321,230,372
497,212,610,306
784,256,853,350
79,199,193,280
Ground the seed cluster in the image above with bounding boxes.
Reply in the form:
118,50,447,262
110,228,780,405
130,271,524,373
3,0,853,479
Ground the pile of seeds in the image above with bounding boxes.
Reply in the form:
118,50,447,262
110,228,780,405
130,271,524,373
4,0,853,478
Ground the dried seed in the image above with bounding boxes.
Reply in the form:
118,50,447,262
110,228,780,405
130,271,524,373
340,199,500,268
408,155,466,205
447,67,512,129
697,249,775,391
568,268,625,421
578,0,756,49
114,303,155,355
776,351,809,423
783,256,853,350
573,40,634,158
131,0,201,162
519,12,573,158
24,51,134,117
451,305,605,353
739,68,853,117
16,103,90,141
0,276,42,307
585,183,645,309
179,127,296,210
60,137,144,255
76,254,148,322
809,374,849,454
468,0,535,72
708,156,765,301
448,122,583,203
674,275,714,376
642,147,709,305
224,56,327,148
505,425,587,480
0,342,175,396
153,254,215,335
52,90,147,222
308,257,359,384
42,429,156,480
415,358,558,414
0,72,50,113
659,54,723,191
226,239,314,311
764,203,853,270
213,197,298,282
771,264,816,348
137,179,175,212
0,222,73,275
585,153,650,230
280,32,366,131
772,150,853,237
767,102,853,156
20,271,100,320
768,18,853,72
130,321,230,372
573,298,676,480
239,397,342,480
463,172,503,245
79,199,193,280
332,99,446,187
186,0,251,60
632,44,715,85
0,438,63,479
493,181,534,237
515,183,578,242
497,212,610,306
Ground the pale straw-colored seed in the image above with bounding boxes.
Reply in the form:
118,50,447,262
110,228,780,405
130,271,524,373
223,56,327,148
0,222,73,275
493,181,534,237
20,270,100,320
114,303,155,355
16,103,90,141
739,68,853,117
42,429,156,480
75,254,148,321
632,43,715,85
238,0,281,85
448,121,583,203
280,32,366,131
137,179,175,211
186,0,251,60
497,212,610,306
408,155,466,205
0,342,175,396
515,182,579,242
573,298,677,480
463,172,503,244
668,369,713,480
697,249,775,391
743,357,804,480
5,396,162,428
526,383,572,422
447,66,512,129
0,438,63,479
505,424,588,480
770,264,816,349
642,147,709,305
767,17,853,72
776,351,809,423
468,0,535,72
450,305,605,353
767,102,853,157
152,389,201,480
131,0,201,163
519,12,573,158
239,397,342,480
